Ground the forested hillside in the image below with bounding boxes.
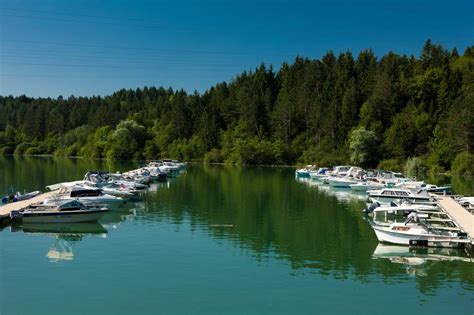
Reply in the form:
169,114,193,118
1,40,473,173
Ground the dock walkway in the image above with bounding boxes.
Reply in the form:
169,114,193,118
437,196,474,239
0,191,56,222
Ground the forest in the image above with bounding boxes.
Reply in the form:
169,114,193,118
0,40,473,174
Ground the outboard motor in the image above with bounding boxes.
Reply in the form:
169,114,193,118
10,210,23,221
364,202,380,214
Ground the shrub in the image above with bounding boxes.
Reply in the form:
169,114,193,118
14,142,31,155
404,156,428,178
0,146,11,155
451,152,474,176
204,149,223,164
377,159,403,172
300,140,346,166
222,137,285,165
65,143,82,157
349,127,378,168
25,146,44,155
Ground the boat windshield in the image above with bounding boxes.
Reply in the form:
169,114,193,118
70,189,101,197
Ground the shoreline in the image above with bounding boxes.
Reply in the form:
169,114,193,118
1,154,471,176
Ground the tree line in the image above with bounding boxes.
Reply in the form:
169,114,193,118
0,40,473,174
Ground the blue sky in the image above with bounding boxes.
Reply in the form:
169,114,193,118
1,0,473,97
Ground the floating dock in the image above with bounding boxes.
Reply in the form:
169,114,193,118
435,196,474,247
0,191,56,224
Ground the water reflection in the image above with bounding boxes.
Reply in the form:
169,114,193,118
7,204,137,262
372,244,473,277
296,177,368,203
11,222,108,262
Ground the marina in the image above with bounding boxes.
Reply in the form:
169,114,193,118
0,157,473,314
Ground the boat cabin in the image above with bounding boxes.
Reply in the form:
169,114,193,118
378,189,411,197
69,187,102,198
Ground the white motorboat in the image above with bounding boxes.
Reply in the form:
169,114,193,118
100,183,140,197
327,167,365,188
368,188,432,205
161,160,181,173
107,174,148,190
328,177,358,188
309,167,329,180
44,186,124,209
423,184,452,194
47,179,137,198
10,200,108,223
144,164,168,181
378,172,409,186
171,160,187,169
162,159,187,170
394,181,451,194
370,221,468,247
350,180,385,192
321,165,353,184
330,165,352,176
295,165,315,178
367,202,469,248
458,197,474,210
364,202,444,216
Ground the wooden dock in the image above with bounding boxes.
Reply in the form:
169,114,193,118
436,196,474,243
0,191,57,224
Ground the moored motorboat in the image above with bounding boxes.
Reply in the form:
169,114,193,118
10,200,108,223
368,188,432,205
328,177,358,188
370,221,468,247
44,186,124,210
424,184,452,194
309,167,329,180
295,165,315,178
350,180,385,192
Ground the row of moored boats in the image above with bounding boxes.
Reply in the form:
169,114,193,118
6,160,187,223
296,165,473,248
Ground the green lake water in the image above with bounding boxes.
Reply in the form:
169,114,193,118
0,157,472,315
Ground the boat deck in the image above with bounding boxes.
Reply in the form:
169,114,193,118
436,196,474,241
0,191,56,223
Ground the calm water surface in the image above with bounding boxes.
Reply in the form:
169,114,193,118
0,157,472,315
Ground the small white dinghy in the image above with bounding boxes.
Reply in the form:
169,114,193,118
10,200,108,223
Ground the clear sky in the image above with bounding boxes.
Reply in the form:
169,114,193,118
0,0,472,97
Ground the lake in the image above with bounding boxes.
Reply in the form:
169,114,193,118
0,157,472,315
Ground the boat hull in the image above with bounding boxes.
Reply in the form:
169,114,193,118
427,187,451,194
350,185,368,192
20,209,108,223
328,179,355,188
45,197,124,210
296,171,311,178
372,225,461,247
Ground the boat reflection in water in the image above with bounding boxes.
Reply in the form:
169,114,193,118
296,177,368,203
99,203,139,230
372,243,473,276
11,222,108,262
